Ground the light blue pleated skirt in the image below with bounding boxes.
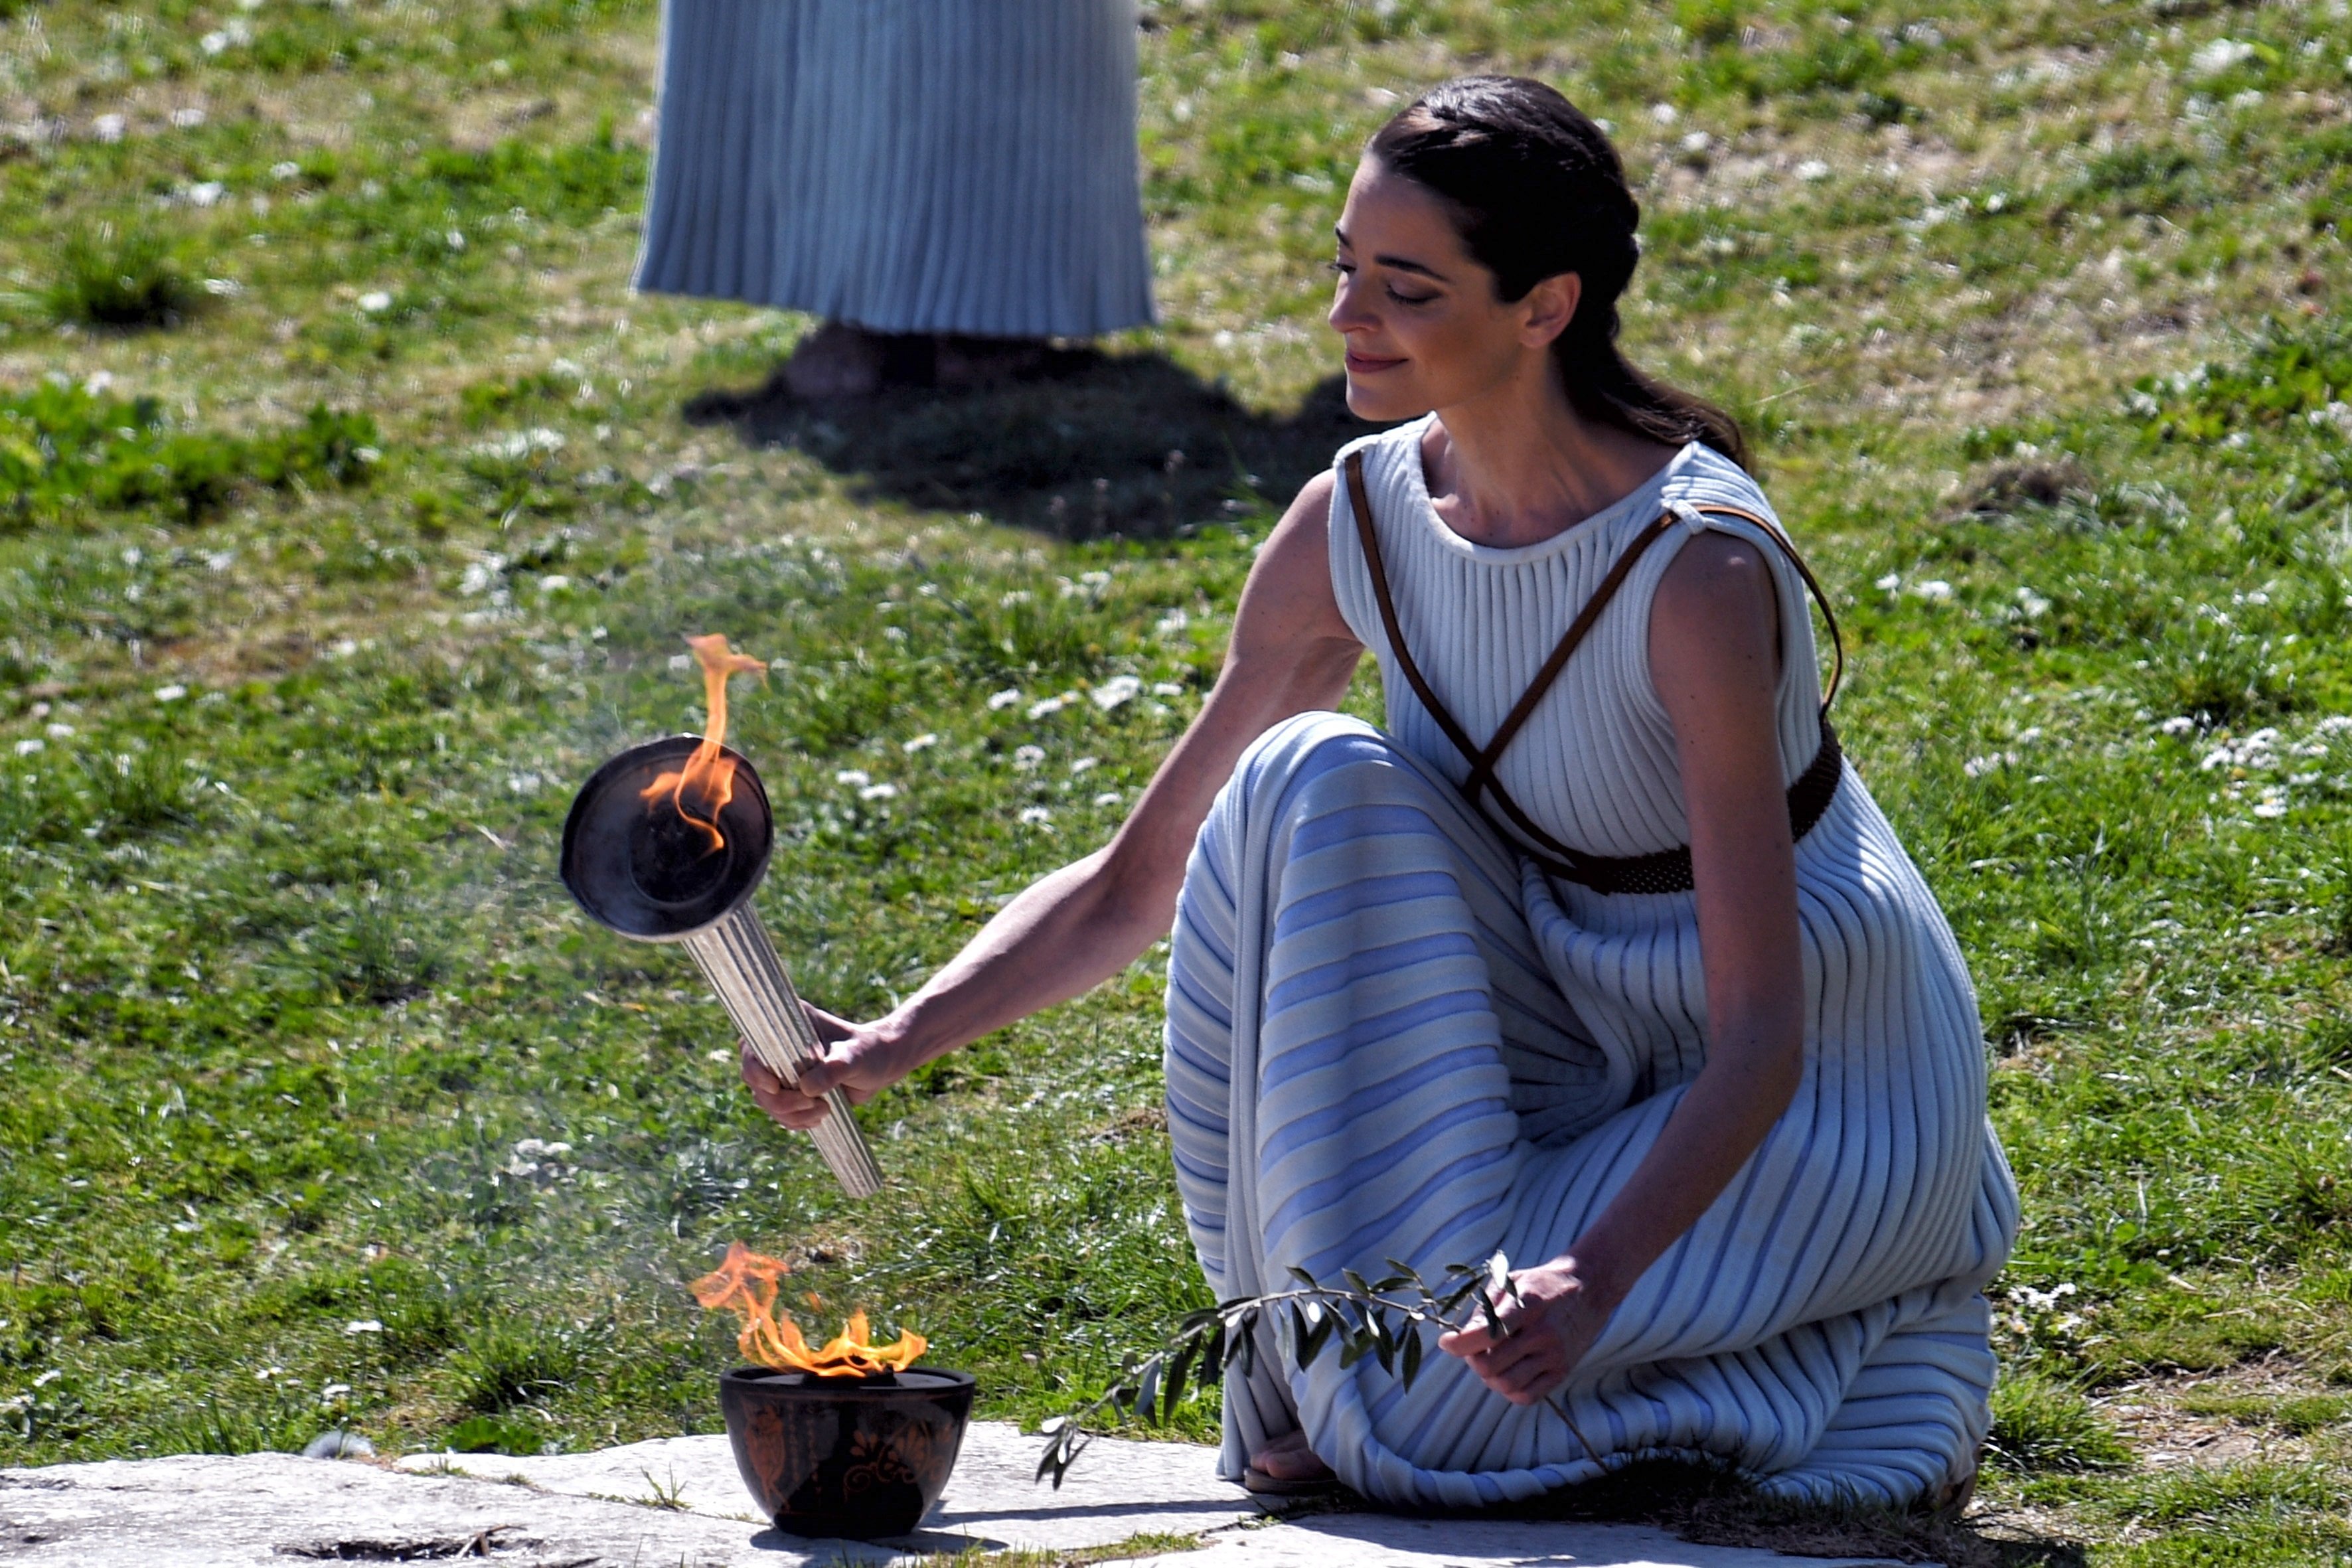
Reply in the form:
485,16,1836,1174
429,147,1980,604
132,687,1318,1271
635,0,1156,339
1166,713,2020,1510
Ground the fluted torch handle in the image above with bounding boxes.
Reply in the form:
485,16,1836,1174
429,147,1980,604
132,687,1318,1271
681,905,885,1199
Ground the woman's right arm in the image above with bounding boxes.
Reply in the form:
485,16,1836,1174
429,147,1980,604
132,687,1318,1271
745,470,1364,1131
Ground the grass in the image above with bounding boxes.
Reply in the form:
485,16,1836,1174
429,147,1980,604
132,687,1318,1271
940,1536,1204,1567
1,0,2351,1561
45,220,198,330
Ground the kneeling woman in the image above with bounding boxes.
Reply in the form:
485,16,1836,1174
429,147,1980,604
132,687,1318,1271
744,76,2019,1512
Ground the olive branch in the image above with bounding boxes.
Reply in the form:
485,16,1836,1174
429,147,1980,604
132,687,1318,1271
1034,1250,1600,1487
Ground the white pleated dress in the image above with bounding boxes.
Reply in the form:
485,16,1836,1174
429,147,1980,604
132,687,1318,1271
634,0,1155,338
1164,418,2020,1509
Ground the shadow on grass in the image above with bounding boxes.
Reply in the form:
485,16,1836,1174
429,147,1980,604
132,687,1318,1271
681,350,1387,540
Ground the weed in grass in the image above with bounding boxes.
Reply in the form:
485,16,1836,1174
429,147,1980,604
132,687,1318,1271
2075,145,2207,220
2319,852,2352,955
2282,1144,2352,1232
1988,1373,2132,1475
2310,1024,2352,1082
2142,622,2301,732
0,765,80,845
326,877,451,1004
443,1413,547,1456
951,1537,1204,1568
46,222,196,331
450,1321,582,1417
139,1397,322,1458
79,744,200,840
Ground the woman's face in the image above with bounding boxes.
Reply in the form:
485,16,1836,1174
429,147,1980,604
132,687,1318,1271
1327,155,1577,423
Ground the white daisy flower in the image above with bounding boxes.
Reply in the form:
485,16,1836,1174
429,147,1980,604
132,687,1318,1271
1091,675,1143,711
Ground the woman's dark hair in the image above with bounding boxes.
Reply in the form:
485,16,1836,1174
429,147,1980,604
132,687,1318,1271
1368,76,1749,471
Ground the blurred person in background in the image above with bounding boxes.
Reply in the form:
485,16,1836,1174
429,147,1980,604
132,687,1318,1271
635,0,1156,398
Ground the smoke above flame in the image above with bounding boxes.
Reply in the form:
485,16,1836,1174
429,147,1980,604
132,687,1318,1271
690,1242,927,1377
639,633,767,853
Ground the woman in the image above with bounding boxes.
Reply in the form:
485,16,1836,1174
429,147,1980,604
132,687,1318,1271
744,76,2019,1511
635,0,1155,397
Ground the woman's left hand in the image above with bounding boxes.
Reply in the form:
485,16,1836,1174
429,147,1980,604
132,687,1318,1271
1435,1255,1618,1405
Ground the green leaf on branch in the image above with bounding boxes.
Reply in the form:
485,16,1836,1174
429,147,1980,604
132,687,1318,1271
1299,1301,1334,1365
1164,1341,1198,1423
1133,1358,1162,1426
1032,1255,1534,1486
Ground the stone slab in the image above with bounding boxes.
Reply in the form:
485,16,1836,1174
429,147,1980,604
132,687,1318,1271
1127,1514,1908,1567
394,1421,1261,1555
1,1427,1919,1567
1,1452,806,1567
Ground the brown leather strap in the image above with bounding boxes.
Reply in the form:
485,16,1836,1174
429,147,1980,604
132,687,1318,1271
1341,450,1849,895
1500,721,1844,896
1463,510,1677,811
1348,455,1683,814
1344,452,1490,777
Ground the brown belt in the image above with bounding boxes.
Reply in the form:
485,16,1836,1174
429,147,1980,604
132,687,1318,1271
1342,450,1846,897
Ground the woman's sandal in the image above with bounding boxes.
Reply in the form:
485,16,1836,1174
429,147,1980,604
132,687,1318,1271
1241,1436,1341,1500
1241,1462,1342,1499
1924,1459,1979,1518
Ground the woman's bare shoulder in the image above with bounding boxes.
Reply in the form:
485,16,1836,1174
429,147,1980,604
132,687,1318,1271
1253,469,1340,565
1229,469,1353,652
1654,529,1775,625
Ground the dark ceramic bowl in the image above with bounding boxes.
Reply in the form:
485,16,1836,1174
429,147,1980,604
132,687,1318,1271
718,1366,976,1540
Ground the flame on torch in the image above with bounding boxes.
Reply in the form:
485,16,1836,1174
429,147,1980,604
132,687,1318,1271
691,1242,927,1377
639,633,767,853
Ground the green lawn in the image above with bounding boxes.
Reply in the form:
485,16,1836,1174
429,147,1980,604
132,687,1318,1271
5,0,2352,1561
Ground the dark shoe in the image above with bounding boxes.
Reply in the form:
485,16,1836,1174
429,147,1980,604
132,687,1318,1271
1241,1462,1342,1499
781,321,889,400
1924,1461,1978,1518
933,333,1049,390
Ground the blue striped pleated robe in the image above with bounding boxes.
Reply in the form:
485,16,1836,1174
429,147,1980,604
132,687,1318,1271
635,0,1154,339
1164,424,2021,1509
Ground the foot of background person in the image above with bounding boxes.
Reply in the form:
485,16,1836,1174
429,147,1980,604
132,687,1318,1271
934,332,1050,390
782,323,1052,399
781,321,890,399
1248,1429,1334,1484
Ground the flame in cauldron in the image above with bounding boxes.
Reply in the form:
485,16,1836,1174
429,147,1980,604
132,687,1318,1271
639,633,767,852
692,1242,927,1377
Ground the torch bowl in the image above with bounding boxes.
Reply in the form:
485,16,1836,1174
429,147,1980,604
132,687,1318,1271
560,734,773,941
718,1366,975,1540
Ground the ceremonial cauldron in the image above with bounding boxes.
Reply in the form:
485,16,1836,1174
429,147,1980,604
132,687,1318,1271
718,1365,975,1539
